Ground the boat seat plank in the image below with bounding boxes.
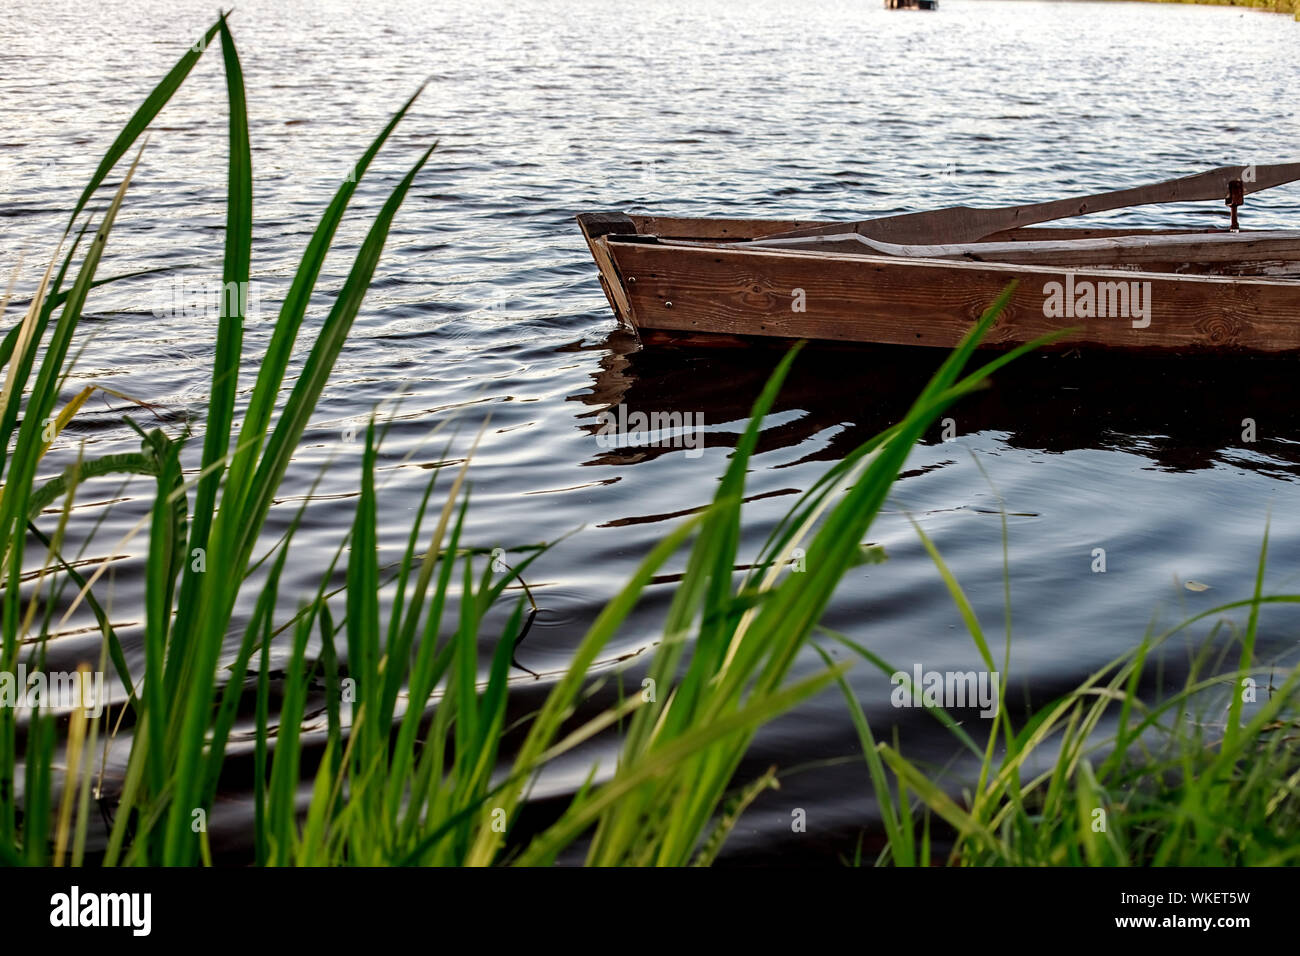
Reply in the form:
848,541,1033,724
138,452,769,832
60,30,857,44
669,230,1300,267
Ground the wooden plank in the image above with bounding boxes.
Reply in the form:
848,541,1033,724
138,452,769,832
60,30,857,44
623,216,1214,244
627,215,833,240
761,163,1300,244
979,226,1218,242
576,214,637,325
605,240,1300,353
577,211,638,239
591,237,638,326
737,229,1300,268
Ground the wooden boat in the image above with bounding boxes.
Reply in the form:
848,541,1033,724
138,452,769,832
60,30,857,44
886,0,938,9
578,164,1300,354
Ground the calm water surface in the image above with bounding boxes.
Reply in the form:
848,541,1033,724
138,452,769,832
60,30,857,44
3,0,1300,862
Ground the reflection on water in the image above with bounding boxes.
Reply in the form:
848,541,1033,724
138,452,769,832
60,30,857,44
579,336,1300,479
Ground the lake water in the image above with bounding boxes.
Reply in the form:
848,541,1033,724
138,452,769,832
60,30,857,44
3,0,1300,862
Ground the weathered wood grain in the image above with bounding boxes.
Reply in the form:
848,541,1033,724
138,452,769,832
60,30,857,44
577,213,637,324
623,216,1209,243
738,229,1300,267
606,240,1300,353
626,215,834,240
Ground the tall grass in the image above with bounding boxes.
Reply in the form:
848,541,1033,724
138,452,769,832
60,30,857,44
837,512,1300,866
0,17,1045,866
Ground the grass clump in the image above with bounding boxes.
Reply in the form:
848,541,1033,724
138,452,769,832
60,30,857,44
840,517,1300,866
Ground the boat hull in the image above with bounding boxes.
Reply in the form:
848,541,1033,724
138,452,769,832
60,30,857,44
578,214,1300,354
